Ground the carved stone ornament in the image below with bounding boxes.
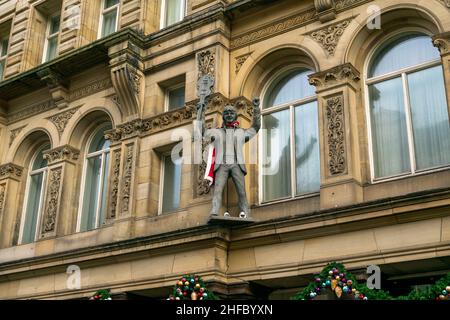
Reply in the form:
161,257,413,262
432,32,450,56
0,163,23,181
109,150,121,219
308,18,352,55
0,184,5,216
235,53,252,74
308,63,360,91
47,108,78,137
121,145,134,214
441,0,450,8
314,0,337,22
42,167,62,234
9,125,26,146
42,145,80,164
326,95,347,175
197,49,216,79
110,63,142,118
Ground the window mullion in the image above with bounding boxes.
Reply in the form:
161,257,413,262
290,105,296,198
401,72,416,174
95,153,106,228
35,170,47,241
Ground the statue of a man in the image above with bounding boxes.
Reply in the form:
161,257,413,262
195,97,261,218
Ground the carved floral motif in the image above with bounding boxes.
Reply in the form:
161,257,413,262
121,145,134,213
109,150,121,219
42,167,62,234
326,96,346,175
9,126,26,146
308,18,352,55
42,145,80,164
235,53,252,74
197,49,216,79
48,108,78,137
0,163,23,180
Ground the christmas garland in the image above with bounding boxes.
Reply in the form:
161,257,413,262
291,262,392,300
397,272,450,300
167,275,218,300
89,289,112,300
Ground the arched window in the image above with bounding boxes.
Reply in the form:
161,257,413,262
366,34,450,179
261,68,320,202
78,125,112,232
19,144,50,244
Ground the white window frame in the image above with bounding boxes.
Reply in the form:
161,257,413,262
164,82,186,111
158,152,182,215
160,0,187,29
76,127,111,232
363,30,450,184
0,35,9,80
18,145,49,244
258,65,319,205
42,12,61,63
98,0,120,39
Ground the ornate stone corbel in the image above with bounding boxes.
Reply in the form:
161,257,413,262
37,68,70,109
308,63,360,92
0,163,23,181
314,0,336,23
109,40,144,119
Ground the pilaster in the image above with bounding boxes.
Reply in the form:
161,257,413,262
433,31,450,120
309,63,363,209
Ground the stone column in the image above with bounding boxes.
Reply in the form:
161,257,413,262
433,32,450,120
309,63,363,209
0,163,24,248
41,145,80,239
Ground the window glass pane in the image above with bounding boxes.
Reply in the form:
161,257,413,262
369,78,410,178
102,10,118,37
45,37,58,62
22,173,44,244
265,70,315,108
49,15,60,34
89,126,111,153
162,155,182,213
98,152,110,226
105,0,119,8
295,101,320,194
80,156,102,231
165,0,184,27
168,86,185,110
408,66,450,169
370,35,439,77
262,109,291,201
32,147,49,170
0,60,4,80
1,38,8,57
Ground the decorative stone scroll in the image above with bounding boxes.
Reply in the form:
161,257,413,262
41,167,62,234
308,18,352,56
197,48,216,80
47,108,79,137
314,0,337,22
433,32,450,56
325,95,347,175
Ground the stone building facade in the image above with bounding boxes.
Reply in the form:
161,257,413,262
0,0,450,299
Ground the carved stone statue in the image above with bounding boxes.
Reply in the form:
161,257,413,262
194,76,261,218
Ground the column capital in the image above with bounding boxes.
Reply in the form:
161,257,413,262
42,145,80,165
309,63,360,93
432,31,450,56
0,163,24,181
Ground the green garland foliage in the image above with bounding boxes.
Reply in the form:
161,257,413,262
89,289,112,300
397,272,450,300
167,274,219,300
291,262,392,300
